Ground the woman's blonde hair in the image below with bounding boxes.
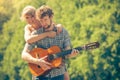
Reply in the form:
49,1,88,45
21,6,36,21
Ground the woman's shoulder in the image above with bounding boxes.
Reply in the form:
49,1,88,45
24,24,34,32
24,24,31,29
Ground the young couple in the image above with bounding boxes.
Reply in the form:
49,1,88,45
21,5,79,80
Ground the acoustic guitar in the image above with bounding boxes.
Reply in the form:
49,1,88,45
28,42,100,76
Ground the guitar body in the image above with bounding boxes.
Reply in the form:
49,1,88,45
28,46,62,76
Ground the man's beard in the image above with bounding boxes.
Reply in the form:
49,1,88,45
44,24,51,30
44,19,52,29
47,25,51,29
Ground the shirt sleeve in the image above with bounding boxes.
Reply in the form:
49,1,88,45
63,28,72,48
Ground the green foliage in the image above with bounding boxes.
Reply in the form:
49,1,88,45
0,0,14,32
0,0,120,80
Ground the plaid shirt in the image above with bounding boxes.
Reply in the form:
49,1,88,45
27,26,71,78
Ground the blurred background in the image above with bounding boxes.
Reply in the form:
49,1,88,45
0,0,120,80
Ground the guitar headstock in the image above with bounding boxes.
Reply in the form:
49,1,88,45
84,42,100,50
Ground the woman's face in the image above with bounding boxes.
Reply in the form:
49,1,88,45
25,15,36,25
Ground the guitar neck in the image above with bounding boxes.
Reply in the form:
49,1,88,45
48,47,83,61
48,42,100,61
59,47,83,56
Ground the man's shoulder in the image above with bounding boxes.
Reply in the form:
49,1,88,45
61,27,68,34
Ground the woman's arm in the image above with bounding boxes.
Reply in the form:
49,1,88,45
24,25,56,44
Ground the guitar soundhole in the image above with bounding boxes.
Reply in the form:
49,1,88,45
37,65,41,68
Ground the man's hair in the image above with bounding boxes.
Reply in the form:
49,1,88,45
21,6,36,21
36,5,54,20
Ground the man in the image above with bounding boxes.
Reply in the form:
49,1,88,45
22,5,79,80
21,5,69,80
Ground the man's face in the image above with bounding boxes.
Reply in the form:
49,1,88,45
40,15,51,29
